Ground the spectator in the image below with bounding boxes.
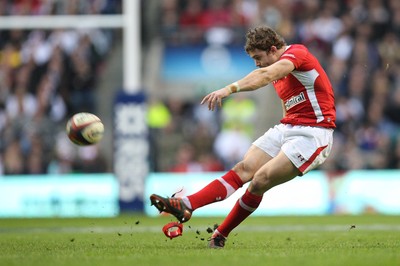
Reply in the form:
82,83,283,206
179,0,205,43
168,142,203,172
220,94,256,138
213,126,252,169
3,139,25,175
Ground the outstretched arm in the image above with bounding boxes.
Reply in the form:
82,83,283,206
201,59,295,111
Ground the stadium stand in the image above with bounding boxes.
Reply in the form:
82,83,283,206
1,0,400,175
152,0,400,171
0,0,121,174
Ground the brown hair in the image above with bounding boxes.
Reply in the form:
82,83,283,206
245,26,286,54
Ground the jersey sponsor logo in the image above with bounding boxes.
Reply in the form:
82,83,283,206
285,92,306,110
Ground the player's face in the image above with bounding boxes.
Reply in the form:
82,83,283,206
248,47,278,68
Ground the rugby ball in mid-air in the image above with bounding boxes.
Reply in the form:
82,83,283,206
66,112,104,146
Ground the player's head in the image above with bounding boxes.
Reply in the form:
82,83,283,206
245,26,287,68
245,26,286,53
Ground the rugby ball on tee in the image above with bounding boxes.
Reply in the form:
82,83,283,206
66,112,104,146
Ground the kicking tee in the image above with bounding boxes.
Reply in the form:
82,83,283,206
273,44,336,128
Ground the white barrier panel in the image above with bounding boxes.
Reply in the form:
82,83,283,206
144,170,400,216
0,174,119,218
334,170,400,214
144,171,330,216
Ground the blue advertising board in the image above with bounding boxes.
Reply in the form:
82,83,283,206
114,90,149,211
162,44,255,82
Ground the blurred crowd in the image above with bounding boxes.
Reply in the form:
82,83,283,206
0,0,120,175
148,94,256,172
1,0,400,176
152,0,400,172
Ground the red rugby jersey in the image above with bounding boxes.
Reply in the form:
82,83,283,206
273,44,336,128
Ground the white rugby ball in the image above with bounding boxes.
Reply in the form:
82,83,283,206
66,112,104,146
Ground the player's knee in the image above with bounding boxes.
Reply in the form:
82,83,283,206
249,172,274,195
232,161,254,183
248,180,266,195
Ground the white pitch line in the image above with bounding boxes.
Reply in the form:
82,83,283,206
1,224,400,234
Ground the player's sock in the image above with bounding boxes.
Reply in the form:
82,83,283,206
185,170,243,210
217,189,263,237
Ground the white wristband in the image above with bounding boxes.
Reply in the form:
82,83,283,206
232,82,241,92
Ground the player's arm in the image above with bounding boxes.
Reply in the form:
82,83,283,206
201,59,295,111
231,59,295,92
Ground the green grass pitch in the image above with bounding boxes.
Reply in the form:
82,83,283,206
0,214,399,266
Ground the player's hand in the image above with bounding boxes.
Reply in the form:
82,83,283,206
200,87,231,111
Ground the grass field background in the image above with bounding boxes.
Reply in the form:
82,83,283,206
0,214,399,266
